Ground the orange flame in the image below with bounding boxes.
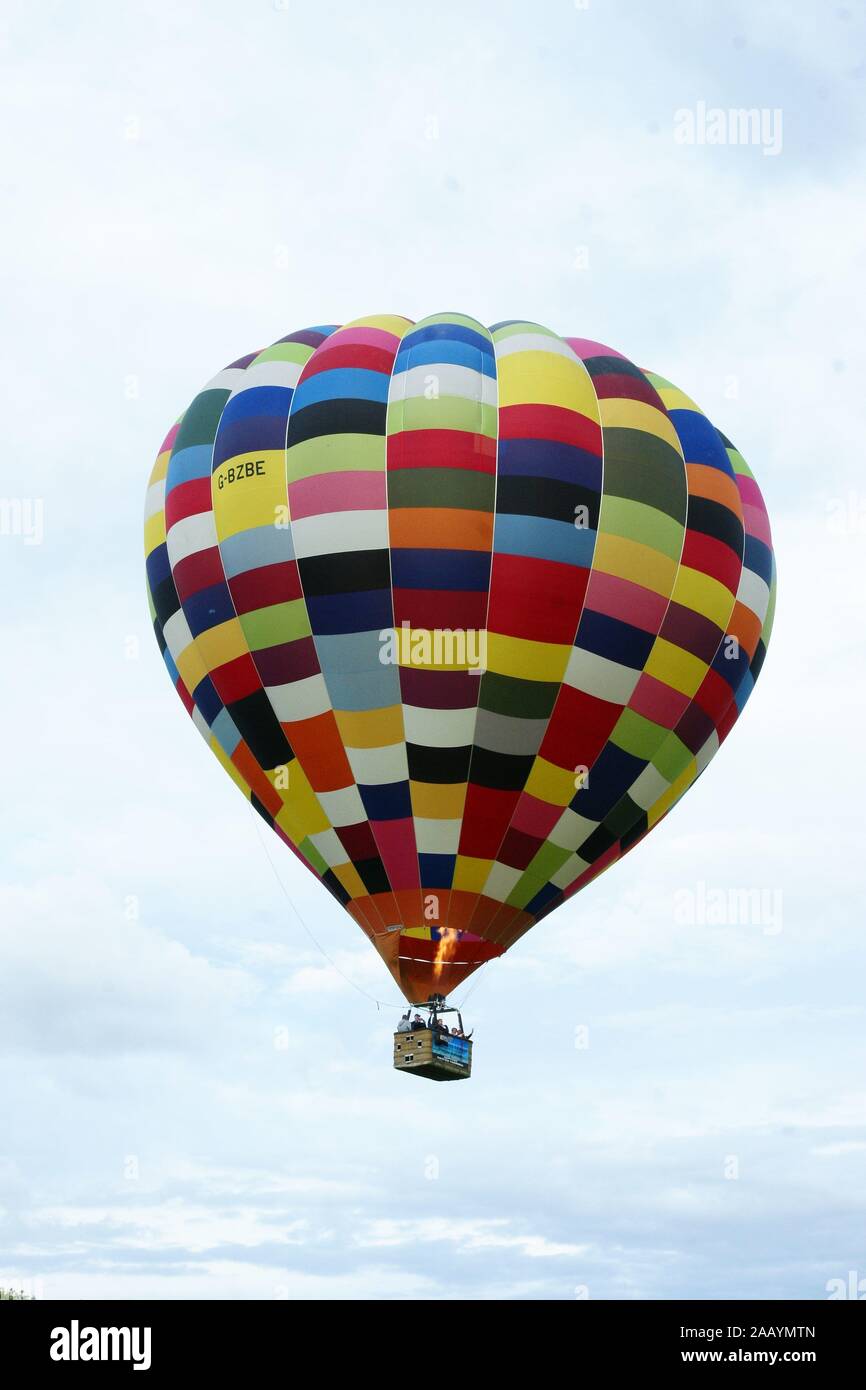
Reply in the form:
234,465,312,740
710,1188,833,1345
432,927,459,985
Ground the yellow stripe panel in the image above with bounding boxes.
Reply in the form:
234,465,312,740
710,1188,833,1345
332,862,367,899
336,705,404,748
194,618,249,671
486,633,571,682
524,757,578,806
150,448,171,485
144,510,166,554
674,566,737,627
341,314,413,337
453,855,493,893
498,350,598,414
212,740,252,797
652,380,700,413
175,640,210,697
643,637,707,698
648,760,697,827
213,450,288,538
600,398,681,450
410,781,467,819
591,533,678,597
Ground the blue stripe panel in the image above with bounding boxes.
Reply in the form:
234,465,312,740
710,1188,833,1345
306,589,392,635
395,323,494,365
711,638,749,689
393,338,496,376
494,514,596,566
391,547,491,591
525,881,561,915
571,743,645,819
359,781,413,821
291,368,390,410
498,438,602,488
744,535,773,586
183,582,237,637
326,667,399,711
146,542,171,590
211,706,242,754
315,631,392,674
192,674,224,726
214,414,290,465
220,386,292,422
734,670,755,710
578,610,655,667
419,853,457,887
669,410,734,471
167,444,214,487
162,648,180,685
219,524,294,577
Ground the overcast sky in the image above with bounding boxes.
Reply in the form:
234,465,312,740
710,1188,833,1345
1,0,865,1300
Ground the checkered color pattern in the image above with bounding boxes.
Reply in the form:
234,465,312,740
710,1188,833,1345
144,318,776,1003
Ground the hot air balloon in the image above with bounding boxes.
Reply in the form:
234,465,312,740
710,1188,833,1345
144,314,775,1082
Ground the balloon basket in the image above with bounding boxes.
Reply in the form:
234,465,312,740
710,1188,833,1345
393,994,473,1081
393,1028,472,1082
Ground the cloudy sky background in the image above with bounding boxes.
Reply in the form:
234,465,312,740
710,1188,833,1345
1,0,865,1299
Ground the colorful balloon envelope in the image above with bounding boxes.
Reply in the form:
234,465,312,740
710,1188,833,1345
144,314,776,1004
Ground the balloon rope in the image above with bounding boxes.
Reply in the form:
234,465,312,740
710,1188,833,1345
251,809,406,1011
251,808,487,1016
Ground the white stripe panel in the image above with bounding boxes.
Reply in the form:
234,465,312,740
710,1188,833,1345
229,360,303,394
402,704,477,747
391,363,497,407
414,817,462,853
564,647,641,704
346,742,409,786
290,509,386,558
484,862,523,902
629,763,670,813
268,673,331,722
191,706,211,742
736,567,770,624
166,510,218,566
309,828,349,868
495,333,577,361
162,608,195,664
547,806,598,852
550,852,591,891
695,730,719,776
204,367,249,393
144,479,166,521
317,784,367,827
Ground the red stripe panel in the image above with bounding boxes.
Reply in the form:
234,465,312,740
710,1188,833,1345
591,372,660,405
211,652,261,704
539,685,622,769
391,588,488,631
389,429,496,472
228,560,302,615
680,530,742,594
458,785,521,859
173,546,226,602
301,342,395,379
488,554,590,643
165,476,212,529
499,403,602,453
